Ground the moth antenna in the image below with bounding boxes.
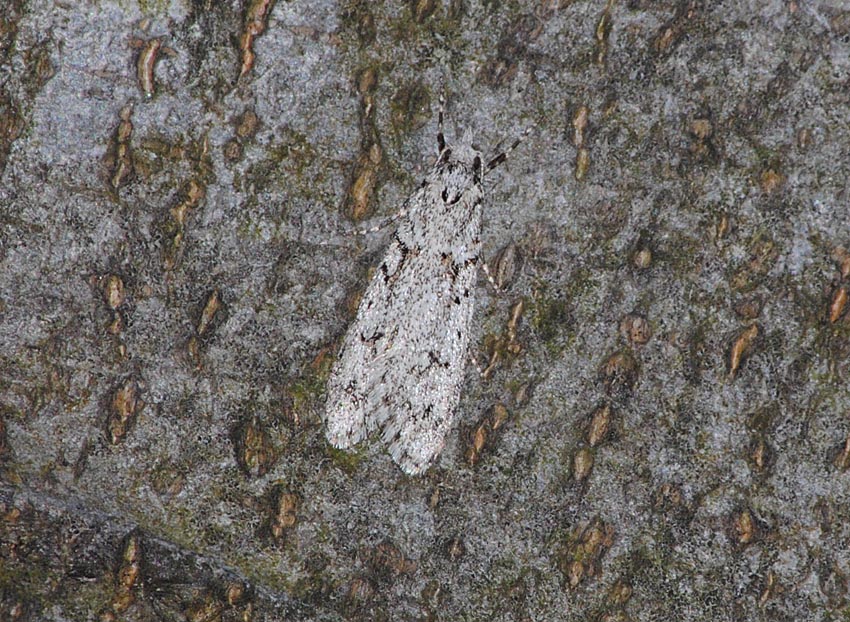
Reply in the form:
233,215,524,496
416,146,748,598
437,95,446,154
486,125,533,172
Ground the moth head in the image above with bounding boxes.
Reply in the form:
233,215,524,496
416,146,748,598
450,129,483,174
438,133,484,205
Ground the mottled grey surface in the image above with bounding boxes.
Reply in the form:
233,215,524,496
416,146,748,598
2,0,850,620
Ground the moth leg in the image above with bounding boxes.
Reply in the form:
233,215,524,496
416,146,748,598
298,213,406,247
347,211,408,237
480,259,501,293
468,349,486,378
302,197,414,245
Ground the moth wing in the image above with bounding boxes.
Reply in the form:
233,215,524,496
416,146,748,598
324,237,406,449
325,236,477,474
380,260,477,474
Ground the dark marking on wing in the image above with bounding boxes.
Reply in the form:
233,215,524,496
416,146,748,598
359,329,384,343
428,350,450,368
380,233,414,285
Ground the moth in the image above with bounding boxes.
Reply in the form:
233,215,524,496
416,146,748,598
325,109,526,474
